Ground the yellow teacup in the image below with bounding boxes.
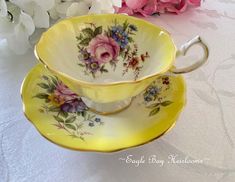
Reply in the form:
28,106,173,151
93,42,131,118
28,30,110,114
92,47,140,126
35,14,209,114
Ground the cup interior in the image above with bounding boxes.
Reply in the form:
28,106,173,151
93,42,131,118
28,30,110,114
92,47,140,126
36,14,176,84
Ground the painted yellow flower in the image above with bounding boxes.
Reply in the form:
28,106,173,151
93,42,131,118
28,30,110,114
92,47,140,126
48,94,65,107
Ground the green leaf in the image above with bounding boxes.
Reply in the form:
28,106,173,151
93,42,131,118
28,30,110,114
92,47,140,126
48,82,56,91
146,103,160,109
81,111,87,118
127,37,134,43
42,75,49,80
34,93,49,99
161,101,173,106
65,124,76,130
149,107,160,116
60,111,69,118
47,88,54,93
50,76,58,86
78,63,85,67
76,35,83,41
89,115,96,120
82,28,94,37
94,26,102,36
76,123,83,129
49,106,60,112
45,99,50,103
123,20,129,31
65,116,76,123
37,83,49,89
100,65,108,73
101,68,108,73
79,38,91,46
53,116,64,123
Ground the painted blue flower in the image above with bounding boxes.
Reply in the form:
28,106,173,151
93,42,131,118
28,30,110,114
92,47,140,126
144,95,153,102
111,26,129,49
95,118,101,122
148,86,160,96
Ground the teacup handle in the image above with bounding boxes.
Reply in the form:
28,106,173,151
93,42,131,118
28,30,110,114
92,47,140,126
171,36,209,74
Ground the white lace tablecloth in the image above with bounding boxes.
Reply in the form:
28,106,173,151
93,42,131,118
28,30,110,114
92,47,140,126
1,1,235,181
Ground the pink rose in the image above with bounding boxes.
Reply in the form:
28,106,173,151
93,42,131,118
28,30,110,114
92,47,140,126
87,35,120,64
54,82,77,103
137,0,158,17
117,0,201,16
125,0,148,9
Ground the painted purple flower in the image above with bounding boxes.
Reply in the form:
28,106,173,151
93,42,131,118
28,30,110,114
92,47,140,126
87,60,100,73
60,98,88,113
79,49,91,62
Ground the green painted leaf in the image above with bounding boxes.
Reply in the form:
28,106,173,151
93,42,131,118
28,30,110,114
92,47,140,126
65,124,76,130
49,106,60,112
60,111,69,118
76,123,83,129
65,116,76,123
89,115,96,120
101,69,108,73
161,101,173,106
94,26,102,36
100,65,108,73
127,37,134,43
53,116,64,123
81,111,87,118
76,35,83,41
146,103,160,109
47,88,54,93
78,63,85,67
80,38,91,46
82,28,94,37
48,82,56,91
34,93,49,99
37,83,49,89
42,75,49,80
149,107,160,116
50,76,58,86
45,99,50,103
123,20,129,31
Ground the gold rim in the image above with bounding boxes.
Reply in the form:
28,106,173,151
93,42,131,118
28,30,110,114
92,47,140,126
34,14,177,87
20,64,186,153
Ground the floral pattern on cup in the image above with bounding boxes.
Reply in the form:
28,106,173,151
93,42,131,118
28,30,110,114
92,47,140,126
76,20,150,80
143,76,173,116
34,75,103,140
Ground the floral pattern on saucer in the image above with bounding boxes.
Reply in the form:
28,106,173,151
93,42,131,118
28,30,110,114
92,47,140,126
143,76,173,116
76,20,150,80
34,75,103,140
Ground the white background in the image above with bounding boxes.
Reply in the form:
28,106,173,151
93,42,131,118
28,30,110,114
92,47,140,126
1,0,235,181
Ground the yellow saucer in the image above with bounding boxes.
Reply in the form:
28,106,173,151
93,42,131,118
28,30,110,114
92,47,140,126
21,64,186,152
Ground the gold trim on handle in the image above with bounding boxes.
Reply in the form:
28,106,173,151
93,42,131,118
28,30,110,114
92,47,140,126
172,35,209,74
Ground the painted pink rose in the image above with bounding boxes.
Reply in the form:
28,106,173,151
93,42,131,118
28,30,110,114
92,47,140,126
87,35,120,64
54,82,77,103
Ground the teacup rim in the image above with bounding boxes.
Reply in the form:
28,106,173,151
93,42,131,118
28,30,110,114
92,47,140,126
35,14,177,86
